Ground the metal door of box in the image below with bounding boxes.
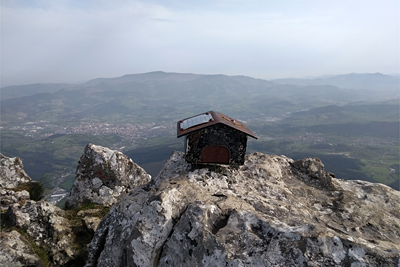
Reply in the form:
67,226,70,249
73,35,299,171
201,145,230,164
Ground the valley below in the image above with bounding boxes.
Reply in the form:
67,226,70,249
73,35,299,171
1,71,398,206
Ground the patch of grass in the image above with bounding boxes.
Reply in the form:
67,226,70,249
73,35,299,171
15,228,51,267
360,160,396,185
1,213,51,267
28,181,45,201
79,202,110,218
2,201,110,267
64,202,110,236
63,202,111,266
12,181,46,201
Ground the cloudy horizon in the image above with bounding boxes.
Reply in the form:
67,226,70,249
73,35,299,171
1,0,399,87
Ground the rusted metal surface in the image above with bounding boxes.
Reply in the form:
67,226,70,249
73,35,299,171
184,123,248,165
177,110,257,139
201,145,230,164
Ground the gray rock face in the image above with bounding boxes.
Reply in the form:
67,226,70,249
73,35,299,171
291,157,338,190
1,188,30,211
66,143,151,209
0,230,43,267
0,154,34,213
0,153,32,188
86,151,400,267
7,200,76,266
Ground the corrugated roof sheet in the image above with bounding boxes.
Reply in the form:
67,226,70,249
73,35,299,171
177,111,257,139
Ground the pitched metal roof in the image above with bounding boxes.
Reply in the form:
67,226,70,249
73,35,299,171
177,111,258,139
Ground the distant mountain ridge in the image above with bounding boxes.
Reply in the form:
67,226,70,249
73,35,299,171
272,72,399,89
1,71,398,129
0,83,77,100
2,71,398,101
84,71,202,86
1,71,276,101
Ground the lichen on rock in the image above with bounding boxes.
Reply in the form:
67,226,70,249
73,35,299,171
2,146,399,266
6,200,76,266
1,188,30,211
85,151,400,267
0,153,32,189
0,154,35,212
0,230,43,267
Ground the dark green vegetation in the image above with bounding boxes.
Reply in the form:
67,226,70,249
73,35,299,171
7,228,51,267
1,72,398,192
0,202,110,267
12,181,46,201
1,209,51,266
64,203,110,266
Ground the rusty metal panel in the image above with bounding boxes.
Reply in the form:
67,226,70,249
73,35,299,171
201,145,230,164
184,123,247,166
177,110,257,139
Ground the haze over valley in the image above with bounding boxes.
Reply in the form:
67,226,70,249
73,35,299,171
1,72,398,206
1,0,399,206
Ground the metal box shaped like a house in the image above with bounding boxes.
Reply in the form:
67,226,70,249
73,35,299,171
177,111,257,165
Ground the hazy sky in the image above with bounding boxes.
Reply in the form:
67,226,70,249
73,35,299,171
1,0,399,86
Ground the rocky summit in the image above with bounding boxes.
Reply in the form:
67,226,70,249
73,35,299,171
0,154,77,266
86,151,400,267
66,143,151,209
1,146,399,267
0,153,32,188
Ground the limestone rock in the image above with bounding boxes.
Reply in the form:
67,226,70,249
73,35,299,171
1,188,30,211
0,230,43,267
82,216,102,234
86,151,400,267
291,157,340,190
7,200,76,266
0,153,32,188
65,143,151,209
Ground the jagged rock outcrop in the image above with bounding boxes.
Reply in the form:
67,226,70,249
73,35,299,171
0,153,33,211
0,146,148,267
0,230,43,267
2,146,399,266
1,188,30,211
65,143,151,209
0,153,32,188
1,153,78,266
86,151,400,267
6,200,76,266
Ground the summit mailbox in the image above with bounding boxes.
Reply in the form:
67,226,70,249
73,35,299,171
177,111,257,165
